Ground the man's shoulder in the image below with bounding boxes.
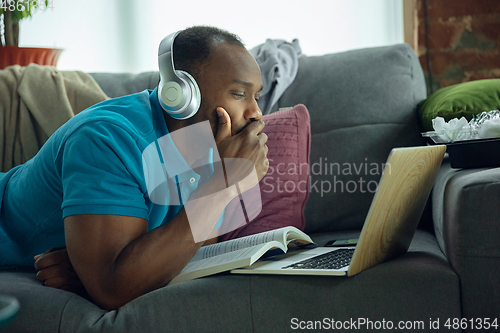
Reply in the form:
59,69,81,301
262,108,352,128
92,89,153,111
67,90,157,140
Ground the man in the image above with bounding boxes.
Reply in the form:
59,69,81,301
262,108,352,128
0,26,268,310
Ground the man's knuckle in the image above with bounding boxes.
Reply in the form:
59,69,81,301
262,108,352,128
35,258,47,270
46,276,67,288
36,271,45,281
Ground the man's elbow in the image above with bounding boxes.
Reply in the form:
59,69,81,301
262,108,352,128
87,288,130,311
85,277,172,311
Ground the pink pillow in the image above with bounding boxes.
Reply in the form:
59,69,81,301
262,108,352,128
219,104,311,241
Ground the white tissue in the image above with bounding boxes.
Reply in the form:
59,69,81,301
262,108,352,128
432,116,470,142
423,110,500,143
478,118,500,139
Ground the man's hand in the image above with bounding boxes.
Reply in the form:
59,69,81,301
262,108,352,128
34,246,86,297
215,107,269,184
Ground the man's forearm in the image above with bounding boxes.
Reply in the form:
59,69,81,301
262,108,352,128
113,183,238,290
66,176,239,310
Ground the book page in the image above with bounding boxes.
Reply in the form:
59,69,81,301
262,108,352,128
183,246,263,273
169,241,285,284
285,231,314,247
191,227,296,262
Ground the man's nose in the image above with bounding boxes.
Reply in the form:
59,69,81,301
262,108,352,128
245,99,262,121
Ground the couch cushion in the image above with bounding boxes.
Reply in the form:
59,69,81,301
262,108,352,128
418,79,500,132
276,44,427,233
0,230,460,332
0,269,75,333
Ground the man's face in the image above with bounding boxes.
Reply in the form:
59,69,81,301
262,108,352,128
193,42,263,137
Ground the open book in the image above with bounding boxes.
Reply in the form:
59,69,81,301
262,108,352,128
168,226,314,285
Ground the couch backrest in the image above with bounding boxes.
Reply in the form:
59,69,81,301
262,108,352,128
90,43,428,234
90,72,159,99
277,43,427,233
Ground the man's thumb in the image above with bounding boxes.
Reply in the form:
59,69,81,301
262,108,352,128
215,107,231,143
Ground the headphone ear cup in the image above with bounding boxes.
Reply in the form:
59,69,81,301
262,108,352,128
159,80,184,108
173,70,201,119
157,31,201,120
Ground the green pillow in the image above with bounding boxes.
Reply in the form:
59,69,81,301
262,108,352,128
418,79,500,131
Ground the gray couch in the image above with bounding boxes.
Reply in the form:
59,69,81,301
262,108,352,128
1,43,497,332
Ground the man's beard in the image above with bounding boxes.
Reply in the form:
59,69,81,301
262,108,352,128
234,123,247,135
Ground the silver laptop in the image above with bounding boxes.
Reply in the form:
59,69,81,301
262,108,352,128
231,145,447,277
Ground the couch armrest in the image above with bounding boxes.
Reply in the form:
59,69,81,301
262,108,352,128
432,158,500,320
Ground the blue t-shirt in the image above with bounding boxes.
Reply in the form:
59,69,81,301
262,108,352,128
0,88,213,267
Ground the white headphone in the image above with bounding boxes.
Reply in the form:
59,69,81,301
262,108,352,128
158,31,201,119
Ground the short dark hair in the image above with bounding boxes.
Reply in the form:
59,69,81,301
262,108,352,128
173,25,245,78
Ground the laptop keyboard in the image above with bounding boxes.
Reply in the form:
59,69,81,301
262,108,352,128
282,248,355,270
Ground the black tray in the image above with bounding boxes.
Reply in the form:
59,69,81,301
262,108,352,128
446,138,500,169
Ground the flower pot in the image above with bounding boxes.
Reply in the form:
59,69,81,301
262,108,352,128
0,46,63,69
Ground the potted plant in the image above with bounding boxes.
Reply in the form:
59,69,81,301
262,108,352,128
0,0,61,68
